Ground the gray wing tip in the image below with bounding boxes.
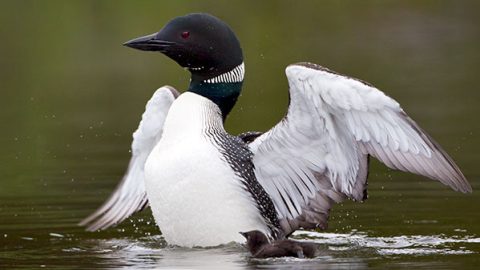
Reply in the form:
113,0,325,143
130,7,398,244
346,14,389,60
462,184,473,193
78,203,115,230
426,139,472,194
435,155,471,193
380,111,473,194
442,170,472,193
78,207,119,232
78,195,149,232
450,173,472,193
451,165,472,193
78,212,114,232
78,215,94,227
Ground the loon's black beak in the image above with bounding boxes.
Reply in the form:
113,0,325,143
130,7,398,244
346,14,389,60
123,33,175,52
239,232,248,239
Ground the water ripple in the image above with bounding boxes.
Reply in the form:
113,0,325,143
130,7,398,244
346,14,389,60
291,230,479,256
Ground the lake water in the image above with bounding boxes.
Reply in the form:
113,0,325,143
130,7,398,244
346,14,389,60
1,1,479,269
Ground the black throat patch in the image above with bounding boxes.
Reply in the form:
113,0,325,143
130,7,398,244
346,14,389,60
188,81,242,119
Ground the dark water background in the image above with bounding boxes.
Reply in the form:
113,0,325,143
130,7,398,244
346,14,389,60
1,1,479,269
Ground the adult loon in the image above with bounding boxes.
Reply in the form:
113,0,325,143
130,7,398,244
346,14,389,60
80,13,471,247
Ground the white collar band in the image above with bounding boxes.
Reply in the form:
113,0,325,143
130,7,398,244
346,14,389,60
204,62,245,84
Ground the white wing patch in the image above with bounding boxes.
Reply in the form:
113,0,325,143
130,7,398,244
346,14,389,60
250,62,470,235
79,86,179,231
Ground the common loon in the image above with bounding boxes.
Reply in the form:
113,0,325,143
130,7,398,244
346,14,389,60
80,13,471,247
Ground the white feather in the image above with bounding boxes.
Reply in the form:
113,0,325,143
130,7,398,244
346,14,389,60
144,92,269,247
250,63,470,230
79,86,178,231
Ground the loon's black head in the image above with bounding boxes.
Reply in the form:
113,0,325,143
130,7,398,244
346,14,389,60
124,13,243,79
124,13,244,118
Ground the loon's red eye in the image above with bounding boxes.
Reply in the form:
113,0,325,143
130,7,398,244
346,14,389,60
181,31,190,39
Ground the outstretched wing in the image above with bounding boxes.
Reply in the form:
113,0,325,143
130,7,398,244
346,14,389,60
79,86,179,231
249,62,471,236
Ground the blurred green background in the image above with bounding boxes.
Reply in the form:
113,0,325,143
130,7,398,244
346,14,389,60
0,0,479,268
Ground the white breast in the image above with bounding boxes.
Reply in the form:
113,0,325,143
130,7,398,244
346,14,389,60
144,92,269,247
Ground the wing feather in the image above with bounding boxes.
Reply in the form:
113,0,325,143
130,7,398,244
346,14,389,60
79,86,179,231
249,62,470,236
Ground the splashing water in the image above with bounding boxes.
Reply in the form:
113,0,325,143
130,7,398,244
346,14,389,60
291,230,479,256
48,230,480,269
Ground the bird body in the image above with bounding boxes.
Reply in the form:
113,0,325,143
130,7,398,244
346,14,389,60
144,92,270,247
80,13,471,247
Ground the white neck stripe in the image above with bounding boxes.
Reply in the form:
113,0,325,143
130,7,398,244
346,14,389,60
204,62,244,84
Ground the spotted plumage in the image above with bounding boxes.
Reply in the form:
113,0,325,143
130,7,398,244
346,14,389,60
209,129,280,238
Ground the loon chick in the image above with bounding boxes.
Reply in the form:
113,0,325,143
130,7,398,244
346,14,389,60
80,13,471,247
241,230,317,259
